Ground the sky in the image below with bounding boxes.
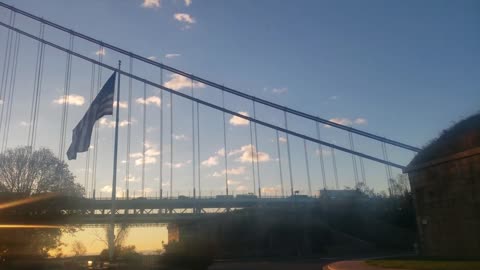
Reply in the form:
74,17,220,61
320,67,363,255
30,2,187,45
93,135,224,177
0,0,478,256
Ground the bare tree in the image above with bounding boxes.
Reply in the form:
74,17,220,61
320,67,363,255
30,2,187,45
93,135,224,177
71,241,87,256
0,146,83,196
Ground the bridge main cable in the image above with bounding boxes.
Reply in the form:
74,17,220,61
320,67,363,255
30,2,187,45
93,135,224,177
0,20,407,170
0,2,420,153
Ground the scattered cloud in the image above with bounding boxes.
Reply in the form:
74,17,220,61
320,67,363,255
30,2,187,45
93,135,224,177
213,166,246,177
52,94,85,106
166,160,191,169
145,148,160,157
114,101,128,109
136,96,161,107
124,175,137,182
229,144,270,163
165,53,181,59
130,152,143,158
261,185,281,195
184,0,192,6
236,185,249,192
325,117,368,128
173,134,188,141
19,121,30,127
354,118,368,125
141,0,160,8
272,87,288,94
201,156,219,167
229,112,249,126
135,156,157,166
164,74,205,91
99,118,132,128
174,13,196,24
227,179,241,185
278,136,287,143
329,95,339,100
95,48,106,56
147,56,157,61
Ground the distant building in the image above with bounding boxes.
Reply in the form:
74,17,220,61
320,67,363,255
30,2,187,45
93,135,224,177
404,113,480,258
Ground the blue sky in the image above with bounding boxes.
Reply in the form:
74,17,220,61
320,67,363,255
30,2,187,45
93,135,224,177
0,0,479,196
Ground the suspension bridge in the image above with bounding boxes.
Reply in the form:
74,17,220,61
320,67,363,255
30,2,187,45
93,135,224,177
0,2,419,225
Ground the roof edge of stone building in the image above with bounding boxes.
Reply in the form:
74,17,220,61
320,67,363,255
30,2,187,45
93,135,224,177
407,112,480,169
404,146,480,173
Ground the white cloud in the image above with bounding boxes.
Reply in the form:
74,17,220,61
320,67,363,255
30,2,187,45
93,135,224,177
278,136,287,143
145,148,160,157
165,53,181,59
124,175,137,182
136,96,161,107
164,74,205,91
114,101,128,109
325,117,368,128
173,134,188,141
229,112,249,126
202,156,219,167
227,179,241,185
217,148,225,156
236,185,249,192
272,87,287,94
99,118,131,128
130,152,143,158
52,94,85,106
213,166,246,177
19,121,30,127
354,118,368,125
166,160,191,169
135,156,157,166
261,185,281,195
141,0,160,8
147,56,157,60
174,13,196,24
184,0,192,6
329,95,339,100
229,144,270,163
95,48,106,56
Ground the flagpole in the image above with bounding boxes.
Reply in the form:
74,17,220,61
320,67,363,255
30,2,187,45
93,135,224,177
109,60,121,261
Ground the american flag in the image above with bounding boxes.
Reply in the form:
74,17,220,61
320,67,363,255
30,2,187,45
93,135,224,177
67,72,116,160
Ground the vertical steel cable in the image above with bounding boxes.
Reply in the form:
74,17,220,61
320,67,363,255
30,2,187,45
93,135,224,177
1,30,20,152
142,83,147,197
30,24,45,150
252,100,261,197
84,62,96,197
191,78,196,198
359,155,366,184
382,142,393,195
169,87,173,198
331,147,339,189
275,130,285,197
196,102,201,197
159,68,163,198
91,45,103,199
303,139,312,196
0,11,14,147
284,110,294,196
348,132,359,186
221,89,229,196
58,34,74,160
125,56,133,199
27,22,43,147
315,122,327,189
248,121,256,194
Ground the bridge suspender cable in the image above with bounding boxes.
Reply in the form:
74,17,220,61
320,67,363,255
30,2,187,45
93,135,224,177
331,147,339,189
1,20,407,170
303,139,312,196
159,68,163,199
221,89,229,196
381,142,394,195
196,102,201,198
249,121,256,194
91,44,104,199
126,56,133,199
142,83,147,197
275,130,285,197
252,101,261,197
191,78,196,198
284,111,294,196
169,84,173,198
1,26,20,152
58,33,74,160
0,11,14,151
316,122,327,190
348,132,359,186
0,3,420,153
84,62,96,197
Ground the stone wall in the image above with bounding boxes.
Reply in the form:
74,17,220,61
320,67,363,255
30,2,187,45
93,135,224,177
407,148,480,258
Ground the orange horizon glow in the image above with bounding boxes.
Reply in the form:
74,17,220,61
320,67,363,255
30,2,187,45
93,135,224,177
0,192,59,210
0,224,62,228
